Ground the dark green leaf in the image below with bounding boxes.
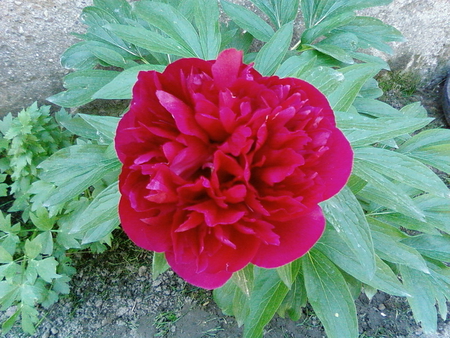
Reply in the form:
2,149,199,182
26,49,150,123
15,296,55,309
303,249,358,338
78,114,121,143
353,98,400,118
401,234,450,262
243,267,289,338
254,21,293,76
194,0,221,59
301,12,355,44
277,269,306,321
276,259,301,289
251,0,299,28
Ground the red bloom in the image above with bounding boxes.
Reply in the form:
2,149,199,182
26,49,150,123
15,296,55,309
115,49,353,289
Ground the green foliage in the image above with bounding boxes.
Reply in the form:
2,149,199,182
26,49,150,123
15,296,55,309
17,0,450,337
0,104,120,334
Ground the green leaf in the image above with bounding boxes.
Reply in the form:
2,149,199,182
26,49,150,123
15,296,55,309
401,234,450,262
29,207,54,231
105,23,195,58
254,21,293,76
316,226,408,296
368,217,429,273
276,259,301,289
194,0,221,59
251,0,299,28
353,98,400,118
93,64,165,100
214,278,250,326
299,66,344,95
21,304,38,335
221,0,275,42
337,113,433,147
277,269,307,321
1,307,20,334
78,114,121,143
134,1,203,58
31,257,61,283
336,16,404,54
322,186,376,278
302,11,355,44
398,129,450,174
231,264,254,297
275,53,317,78
60,42,99,71
243,267,289,338
0,246,13,263
400,265,437,333
69,182,120,244
24,238,42,260
152,252,170,279
354,147,450,198
34,231,54,256
47,70,119,108
55,111,100,140
327,63,381,112
38,144,121,206
305,43,354,64
303,249,358,338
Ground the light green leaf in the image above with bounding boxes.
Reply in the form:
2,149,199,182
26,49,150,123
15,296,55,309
337,113,433,147
221,0,274,42
194,0,221,59
316,226,408,296
105,23,195,58
401,234,450,262
214,278,250,326
47,70,119,108
231,264,254,297
303,249,358,338
152,252,170,279
276,259,301,289
354,147,450,198
299,66,344,95
322,186,376,278
254,21,293,76
398,129,450,174
32,257,61,283
301,11,355,44
93,64,165,100
328,63,381,112
277,270,306,321
0,246,13,263
24,238,42,260
400,265,437,333
243,267,289,338
275,53,317,78
29,207,54,231
21,304,38,335
353,98,400,118
55,111,99,140
1,306,20,334
34,231,54,256
251,0,299,28
134,1,203,58
78,114,121,142
306,43,354,64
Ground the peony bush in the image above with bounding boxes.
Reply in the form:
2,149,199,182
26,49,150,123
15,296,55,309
1,0,450,337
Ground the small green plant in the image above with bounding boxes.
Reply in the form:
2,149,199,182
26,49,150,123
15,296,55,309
154,311,179,336
0,104,120,334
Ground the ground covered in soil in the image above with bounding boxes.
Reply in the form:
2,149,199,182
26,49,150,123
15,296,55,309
2,76,450,338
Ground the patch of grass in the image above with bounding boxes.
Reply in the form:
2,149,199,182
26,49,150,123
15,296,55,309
378,70,421,98
154,311,179,337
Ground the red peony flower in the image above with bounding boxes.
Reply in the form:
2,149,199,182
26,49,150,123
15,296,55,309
115,49,353,289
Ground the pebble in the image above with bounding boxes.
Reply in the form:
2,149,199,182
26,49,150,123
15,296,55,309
138,266,147,277
50,327,58,335
116,307,128,317
41,330,50,338
378,304,386,311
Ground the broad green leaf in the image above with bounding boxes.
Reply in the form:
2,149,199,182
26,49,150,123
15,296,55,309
401,234,450,262
47,70,119,108
400,102,428,118
299,66,344,95
336,16,404,54
322,186,376,278
1,307,20,334
305,43,354,64
243,267,289,338
276,259,301,289
327,63,381,112
337,113,433,147
275,53,317,78
24,238,42,260
354,166,425,221
60,42,99,70
320,32,359,51
214,278,250,326
221,0,274,42
31,257,61,283
350,51,390,70
368,217,429,273
0,246,13,263
303,249,358,338
231,264,254,297
90,45,133,68
254,21,293,76
400,265,437,333
316,226,408,296
353,98,400,118
29,207,54,231
70,183,120,244
93,64,165,100
78,114,121,142
301,11,355,43
194,0,221,59
134,1,203,58
105,24,195,58
152,252,170,279
34,231,54,256
55,111,99,140
38,144,121,206
398,129,450,174
251,0,299,28
277,270,306,321
354,147,450,198
21,304,38,335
